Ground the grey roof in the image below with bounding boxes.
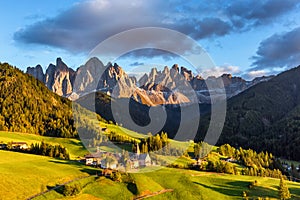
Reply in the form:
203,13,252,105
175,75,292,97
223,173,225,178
138,154,149,160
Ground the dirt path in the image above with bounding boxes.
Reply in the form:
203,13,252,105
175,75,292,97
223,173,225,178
133,189,174,200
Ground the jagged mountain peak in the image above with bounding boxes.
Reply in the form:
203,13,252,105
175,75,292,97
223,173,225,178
180,66,193,81
221,73,233,79
27,57,274,105
171,64,179,72
26,64,44,82
163,66,169,74
86,57,103,65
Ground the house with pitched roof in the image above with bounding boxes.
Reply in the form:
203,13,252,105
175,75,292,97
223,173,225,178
138,153,151,167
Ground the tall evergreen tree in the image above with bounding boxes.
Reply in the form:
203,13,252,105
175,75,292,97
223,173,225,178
279,177,291,200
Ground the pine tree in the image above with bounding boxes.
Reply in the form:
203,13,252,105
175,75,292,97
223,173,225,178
279,177,291,200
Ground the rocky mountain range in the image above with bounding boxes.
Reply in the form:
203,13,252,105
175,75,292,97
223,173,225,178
27,58,75,96
26,57,273,105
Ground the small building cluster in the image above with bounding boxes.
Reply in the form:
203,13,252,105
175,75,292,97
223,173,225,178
0,141,28,150
11,142,28,150
84,147,152,170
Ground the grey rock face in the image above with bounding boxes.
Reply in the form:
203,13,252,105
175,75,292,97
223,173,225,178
27,58,273,105
26,64,45,83
44,58,75,96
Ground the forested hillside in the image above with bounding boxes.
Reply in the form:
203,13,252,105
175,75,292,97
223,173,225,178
199,65,300,160
0,63,76,137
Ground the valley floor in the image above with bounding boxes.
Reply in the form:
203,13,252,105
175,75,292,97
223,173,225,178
2,150,300,200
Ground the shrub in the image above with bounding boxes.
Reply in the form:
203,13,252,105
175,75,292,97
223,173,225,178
63,184,81,196
111,172,122,182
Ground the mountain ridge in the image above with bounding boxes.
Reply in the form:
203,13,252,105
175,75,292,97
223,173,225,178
26,57,273,105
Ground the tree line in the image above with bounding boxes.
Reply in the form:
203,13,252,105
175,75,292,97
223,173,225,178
193,143,285,179
4,141,70,160
132,132,184,156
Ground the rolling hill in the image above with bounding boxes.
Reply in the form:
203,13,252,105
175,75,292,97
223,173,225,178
28,167,300,200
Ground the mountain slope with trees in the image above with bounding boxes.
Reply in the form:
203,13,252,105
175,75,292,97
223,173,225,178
203,65,300,160
0,62,77,137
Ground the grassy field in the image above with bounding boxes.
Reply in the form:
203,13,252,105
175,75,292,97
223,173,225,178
29,166,300,200
0,131,88,159
143,168,300,200
2,132,300,199
0,151,99,200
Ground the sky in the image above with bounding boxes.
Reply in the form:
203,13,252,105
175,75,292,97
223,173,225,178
1,0,300,80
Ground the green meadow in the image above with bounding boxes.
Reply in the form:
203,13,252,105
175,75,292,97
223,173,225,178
0,131,88,159
0,151,97,200
29,167,300,200
2,132,300,199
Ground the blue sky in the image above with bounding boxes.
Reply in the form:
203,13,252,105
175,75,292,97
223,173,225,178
1,0,300,80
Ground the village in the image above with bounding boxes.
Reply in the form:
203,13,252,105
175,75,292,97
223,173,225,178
83,145,153,171
0,140,153,171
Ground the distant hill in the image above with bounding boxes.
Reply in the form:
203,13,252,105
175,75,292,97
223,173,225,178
0,63,77,137
200,65,300,160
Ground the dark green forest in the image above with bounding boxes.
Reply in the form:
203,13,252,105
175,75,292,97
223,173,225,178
198,65,300,161
0,63,95,138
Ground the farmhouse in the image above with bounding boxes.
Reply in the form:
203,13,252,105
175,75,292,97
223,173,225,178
11,142,28,150
84,152,104,166
138,153,152,167
129,152,152,168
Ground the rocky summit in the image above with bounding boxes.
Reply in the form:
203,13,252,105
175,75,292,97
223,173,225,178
26,57,273,105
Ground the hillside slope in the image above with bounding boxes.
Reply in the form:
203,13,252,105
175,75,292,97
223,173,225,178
0,63,76,137
212,65,300,160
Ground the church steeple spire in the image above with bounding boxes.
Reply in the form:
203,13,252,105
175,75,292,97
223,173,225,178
136,143,140,156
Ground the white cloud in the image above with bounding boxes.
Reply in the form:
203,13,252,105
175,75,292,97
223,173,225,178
245,70,267,79
200,65,240,78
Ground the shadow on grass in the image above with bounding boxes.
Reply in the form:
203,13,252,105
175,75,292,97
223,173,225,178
193,180,278,198
127,182,138,195
46,184,64,195
49,159,83,166
69,140,88,151
68,139,84,147
288,186,300,199
193,181,244,197
80,168,101,175
48,159,101,175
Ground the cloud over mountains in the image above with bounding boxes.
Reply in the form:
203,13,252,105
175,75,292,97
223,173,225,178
13,0,300,72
